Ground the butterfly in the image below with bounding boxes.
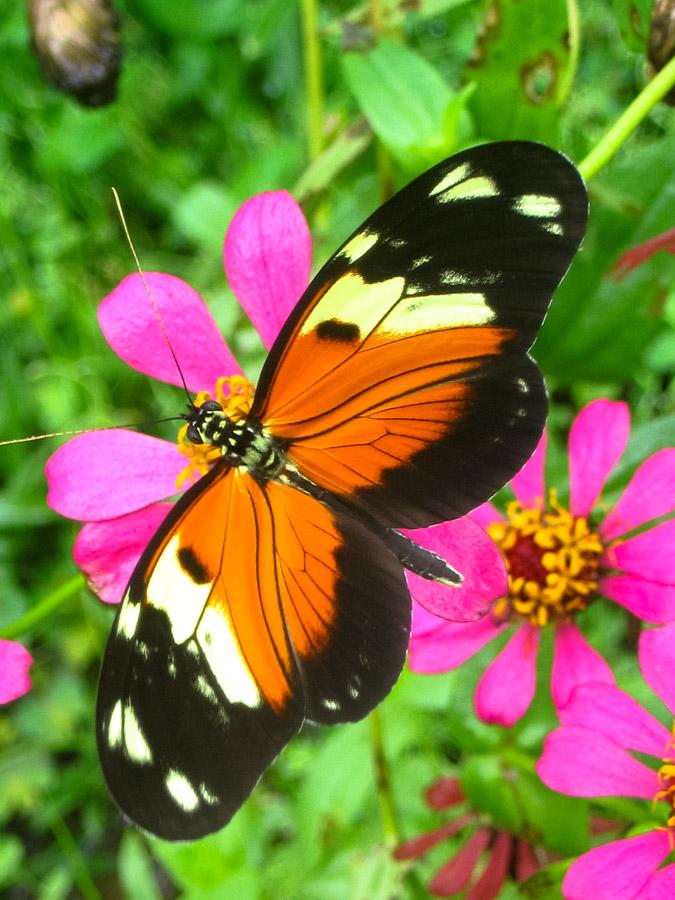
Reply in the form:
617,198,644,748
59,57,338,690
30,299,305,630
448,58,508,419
96,140,588,840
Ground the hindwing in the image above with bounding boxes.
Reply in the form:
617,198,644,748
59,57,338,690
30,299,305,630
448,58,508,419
96,463,410,839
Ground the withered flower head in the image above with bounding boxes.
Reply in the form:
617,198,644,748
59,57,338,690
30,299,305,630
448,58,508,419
648,0,675,106
28,0,122,107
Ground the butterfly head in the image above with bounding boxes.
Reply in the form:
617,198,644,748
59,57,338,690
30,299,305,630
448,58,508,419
183,399,225,446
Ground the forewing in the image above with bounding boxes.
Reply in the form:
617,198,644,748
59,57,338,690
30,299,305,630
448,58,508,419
252,141,588,526
96,463,410,839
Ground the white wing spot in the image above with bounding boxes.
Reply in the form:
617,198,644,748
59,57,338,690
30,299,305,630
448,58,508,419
108,700,123,748
436,175,499,203
197,606,260,708
123,703,153,764
322,698,340,711
543,221,564,236
117,595,140,640
147,535,212,643
517,377,529,393
513,194,562,219
411,255,432,269
196,674,219,704
440,269,471,286
165,769,200,812
199,783,219,805
383,292,493,333
340,230,378,263
430,162,472,196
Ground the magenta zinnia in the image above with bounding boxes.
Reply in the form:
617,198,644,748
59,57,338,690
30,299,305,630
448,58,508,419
537,623,675,899
409,399,675,726
45,191,502,622
0,639,32,704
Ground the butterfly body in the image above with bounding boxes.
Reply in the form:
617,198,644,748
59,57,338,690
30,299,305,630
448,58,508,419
96,141,588,839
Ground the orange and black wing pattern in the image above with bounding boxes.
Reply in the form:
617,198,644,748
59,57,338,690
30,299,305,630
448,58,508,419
96,462,410,839
253,142,587,526
96,141,587,839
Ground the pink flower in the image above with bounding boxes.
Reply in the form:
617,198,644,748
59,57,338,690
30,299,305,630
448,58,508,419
0,639,32,704
537,623,675,899
394,776,557,897
45,191,501,621
409,399,675,726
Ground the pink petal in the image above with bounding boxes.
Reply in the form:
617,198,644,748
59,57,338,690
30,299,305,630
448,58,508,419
604,521,675,584
403,518,507,622
73,503,173,604
559,682,671,758
474,625,539,726
510,431,547,507
467,831,511,900
515,839,541,882
602,449,675,540
98,273,239,394
537,726,657,799
601,573,675,623
562,831,671,900
468,501,504,529
46,431,186,521
0,640,32,704
568,400,630,517
223,191,311,350
409,609,506,674
551,623,615,710
642,862,675,899
429,828,491,896
639,625,675,716
394,813,474,861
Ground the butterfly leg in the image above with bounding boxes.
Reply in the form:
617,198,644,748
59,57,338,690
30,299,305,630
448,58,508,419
381,529,462,586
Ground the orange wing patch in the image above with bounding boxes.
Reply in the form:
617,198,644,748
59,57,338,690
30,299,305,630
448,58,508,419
261,322,513,500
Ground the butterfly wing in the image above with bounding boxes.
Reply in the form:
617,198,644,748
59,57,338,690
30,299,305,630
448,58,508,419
96,462,410,839
252,141,587,527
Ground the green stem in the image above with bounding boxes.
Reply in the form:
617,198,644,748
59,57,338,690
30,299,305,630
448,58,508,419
369,708,399,845
578,53,675,182
49,812,102,900
300,0,324,161
0,574,84,640
558,0,580,107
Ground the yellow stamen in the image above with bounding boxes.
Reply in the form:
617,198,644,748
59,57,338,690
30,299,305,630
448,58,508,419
487,488,604,627
175,374,255,488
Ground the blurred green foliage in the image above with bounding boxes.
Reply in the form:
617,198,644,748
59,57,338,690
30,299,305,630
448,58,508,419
1,0,674,897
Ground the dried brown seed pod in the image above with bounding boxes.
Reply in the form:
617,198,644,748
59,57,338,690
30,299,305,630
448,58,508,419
28,0,122,107
648,0,675,105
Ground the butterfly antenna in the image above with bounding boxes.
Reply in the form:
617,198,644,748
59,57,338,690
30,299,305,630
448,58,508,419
0,417,185,448
112,188,194,408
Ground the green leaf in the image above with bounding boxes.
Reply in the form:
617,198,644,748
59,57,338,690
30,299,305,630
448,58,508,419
463,0,569,143
518,859,570,898
294,120,372,203
536,133,675,382
515,772,589,857
119,832,161,900
171,181,237,251
129,0,243,38
0,835,23,889
610,0,654,50
342,38,458,170
459,755,523,832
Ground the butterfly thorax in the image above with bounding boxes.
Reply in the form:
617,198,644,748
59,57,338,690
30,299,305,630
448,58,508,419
186,400,284,476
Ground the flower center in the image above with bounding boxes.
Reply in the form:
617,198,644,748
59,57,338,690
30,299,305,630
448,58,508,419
487,489,604,627
176,374,255,488
655,735,675,829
